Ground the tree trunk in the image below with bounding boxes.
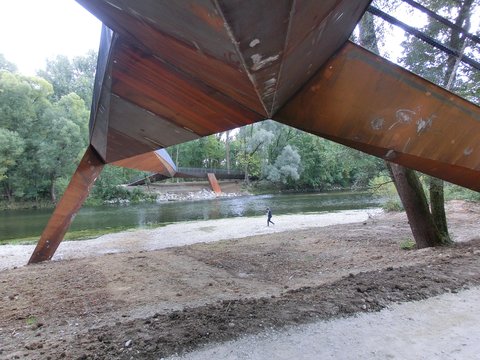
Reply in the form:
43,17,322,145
388,163,449,248
427,0,472,243
175,145,180,183
225,130,231,174
358,11,380,54
50,177,57,204
244,161,250,184
3,183,13,202
429,177,451,242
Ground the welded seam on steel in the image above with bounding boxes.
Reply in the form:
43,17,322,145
269,0,296,115
212,0,269,117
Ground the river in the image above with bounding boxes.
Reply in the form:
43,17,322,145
0,192,383,241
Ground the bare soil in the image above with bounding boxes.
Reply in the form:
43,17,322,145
1,200,479,360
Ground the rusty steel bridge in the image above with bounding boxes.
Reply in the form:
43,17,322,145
29,0,480,264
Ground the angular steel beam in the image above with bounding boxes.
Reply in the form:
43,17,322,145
28,146,105,264
111,149,177,177
275,42,480,191
207,173,222,194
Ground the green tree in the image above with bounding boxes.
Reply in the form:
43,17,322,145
0,54,17,72
238,124,274,182
0,71,54,201
0,128,24,182
55,93,90,146
37,95,87,202
265,145,301,185
37,50,97,105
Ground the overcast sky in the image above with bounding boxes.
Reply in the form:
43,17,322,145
0,0,101,75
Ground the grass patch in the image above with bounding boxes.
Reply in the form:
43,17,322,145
0,200,54,211
400,238,416,250
383,199,404,212
26,315,37,326
0,222,173,246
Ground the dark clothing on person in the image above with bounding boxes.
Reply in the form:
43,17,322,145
267,208,274,226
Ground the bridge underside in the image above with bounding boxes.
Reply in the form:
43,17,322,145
29,0,480,264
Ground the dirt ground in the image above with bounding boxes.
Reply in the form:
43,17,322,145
0,200,479,359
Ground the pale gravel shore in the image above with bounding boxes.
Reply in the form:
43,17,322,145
0,208,382,270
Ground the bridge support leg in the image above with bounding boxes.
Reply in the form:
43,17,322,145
207,173,222,194
28,146,105,264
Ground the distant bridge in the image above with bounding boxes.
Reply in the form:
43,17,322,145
128,167,245,186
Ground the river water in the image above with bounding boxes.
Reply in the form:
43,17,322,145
0,192,382,241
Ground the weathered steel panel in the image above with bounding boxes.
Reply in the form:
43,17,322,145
110,39,261,134
81,0,371,164
217,0,292,112
89,28,116,161
106,94,199,163
275,42,480,191
112,150,177,176
272,0,371,113
77,0,266,115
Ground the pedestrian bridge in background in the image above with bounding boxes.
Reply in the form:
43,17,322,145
29,0,480,264
128,167,246,186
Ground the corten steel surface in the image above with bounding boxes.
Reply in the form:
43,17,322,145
276,42,480,191
29,146,105,264
76,0,371,163
207,173,222,194
111,149,177,176
30,1,480,264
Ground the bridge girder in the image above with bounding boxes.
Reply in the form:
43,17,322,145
28,0,480,264
276,42,480,192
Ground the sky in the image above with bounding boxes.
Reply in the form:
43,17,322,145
0,0,101,75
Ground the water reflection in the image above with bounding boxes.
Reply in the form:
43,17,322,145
0,192,383,241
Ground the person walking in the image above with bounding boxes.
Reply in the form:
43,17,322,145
266,207,275,226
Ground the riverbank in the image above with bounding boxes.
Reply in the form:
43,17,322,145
1,200,479,359
1,191,382,245
0,208,381,270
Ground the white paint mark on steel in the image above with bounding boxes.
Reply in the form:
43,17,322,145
371,118,384,130
416,116,434,134
105,1,122,11
402,137,411,152
263,78,277,95
250,54,280,71
395,109,415,124
249,39,260,47
385,150,396,160
464,147,474,156
334,12,344,22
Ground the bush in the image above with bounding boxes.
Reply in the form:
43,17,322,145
369,175,403,211
400,239,416,250
383,199,404,212
444,184,480,202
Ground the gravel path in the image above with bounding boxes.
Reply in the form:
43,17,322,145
168,287,480,360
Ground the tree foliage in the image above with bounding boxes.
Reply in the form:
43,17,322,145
0,53,92,203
